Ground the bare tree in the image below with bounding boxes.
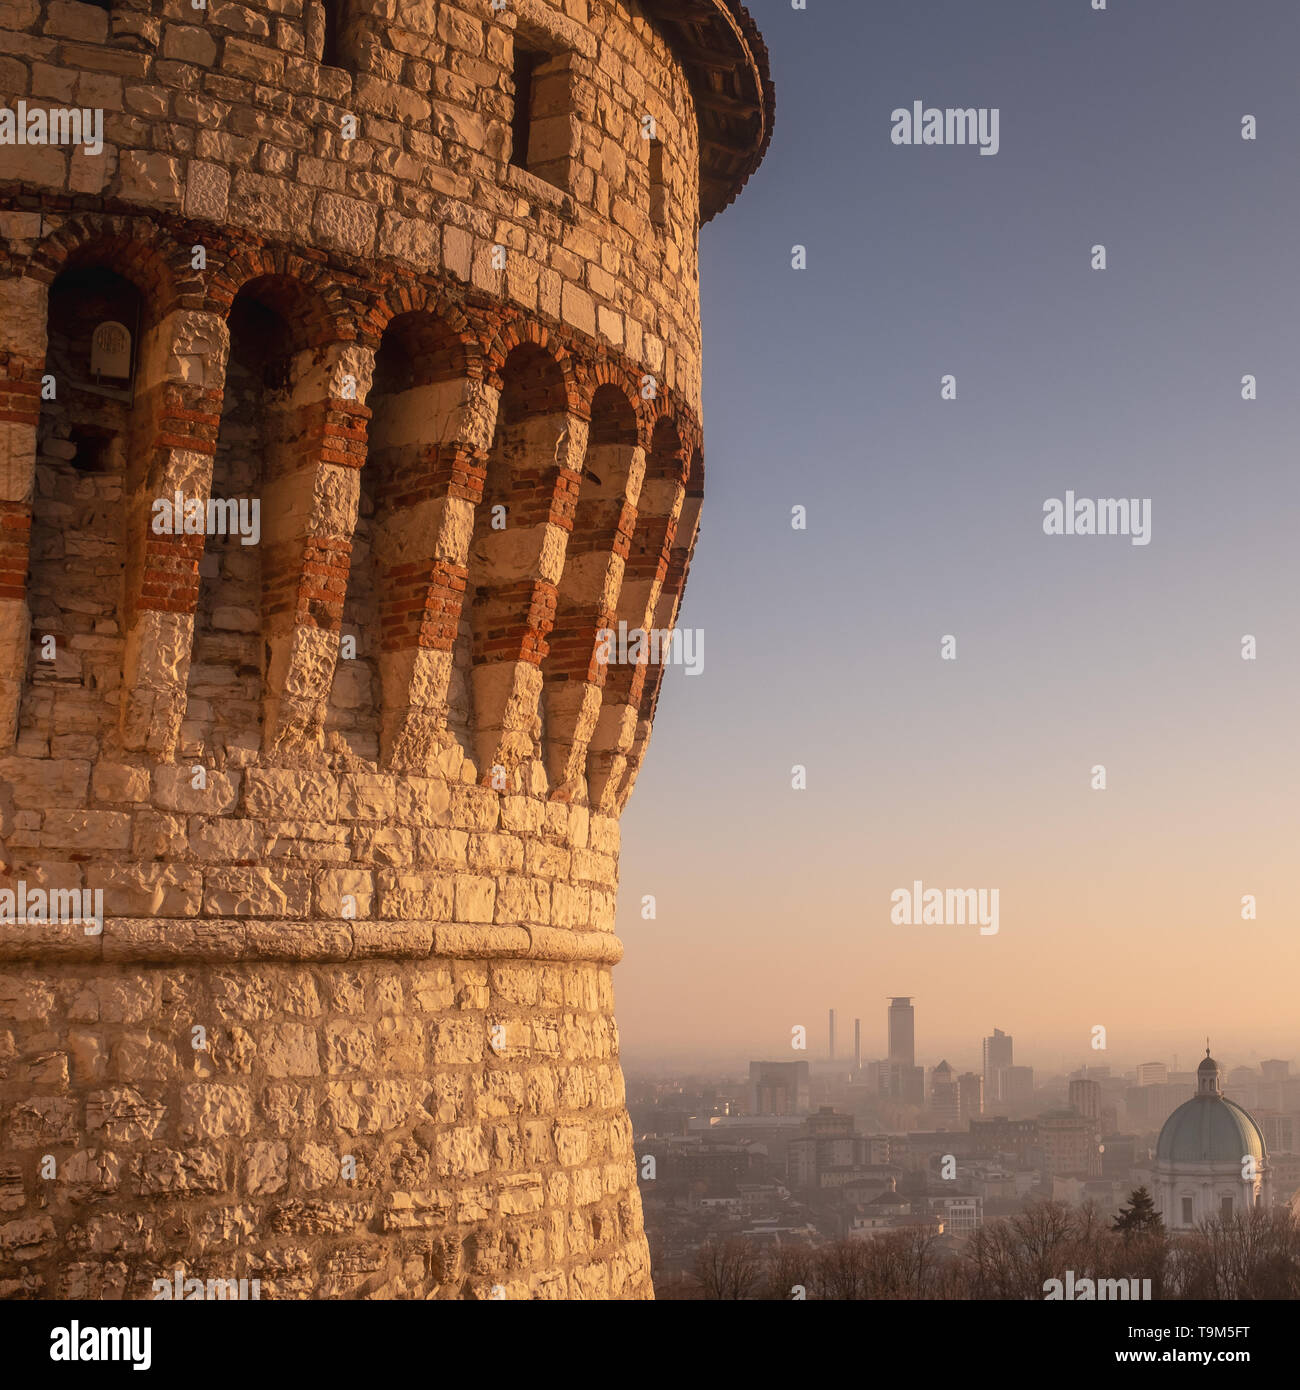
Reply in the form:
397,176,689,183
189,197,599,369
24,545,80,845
762,1243,817,1301
679,1201,1300,1302
1175,1208,1300,1300
691,1238,764,1300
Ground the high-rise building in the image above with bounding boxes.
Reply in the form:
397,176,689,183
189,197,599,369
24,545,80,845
891,1065,925,1107
958,1071,984,1120
749,1061,811,1117
1039,1110,1100,1179
873,1059,924,1107
1002,1066,1034,1105
1226,1067,1259,1109
982,1028,1013,1101
828,1008,836,1060
1100,1134,1136,1178
854,1018,862,1070
888,997,915,1067
930,1061,961,1125
1068,1078,1101,1121
1136,1061,1168,1087
1125,1081,1186,1132
1258,1113,1295,1154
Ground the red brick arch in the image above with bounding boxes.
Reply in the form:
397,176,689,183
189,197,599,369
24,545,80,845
639,394,698,480
481,315,580,415
26,214,197,327
205,243,360,347
576,361,643,441
587,381,639,449
361,278,485,380
643,410,691,487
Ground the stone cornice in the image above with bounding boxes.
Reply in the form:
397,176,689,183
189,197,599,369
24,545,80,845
642,0,775,222
0,920,625,966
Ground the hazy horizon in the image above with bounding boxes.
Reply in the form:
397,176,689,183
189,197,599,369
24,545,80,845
613,0,1300,1066
618,1035,1292,1082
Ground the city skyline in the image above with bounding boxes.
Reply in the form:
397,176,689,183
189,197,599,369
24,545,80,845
622,1013,1298,1079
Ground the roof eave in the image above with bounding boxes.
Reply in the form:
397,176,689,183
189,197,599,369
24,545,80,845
641,0,775,223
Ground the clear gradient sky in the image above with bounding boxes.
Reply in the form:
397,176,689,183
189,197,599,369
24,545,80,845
614,0,1300,1075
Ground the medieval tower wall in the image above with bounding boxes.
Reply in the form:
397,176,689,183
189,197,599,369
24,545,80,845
0,0,771,1298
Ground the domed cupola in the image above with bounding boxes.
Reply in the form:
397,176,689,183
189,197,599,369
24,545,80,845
1156,1043,1267,1166
1153,1041,1272,1229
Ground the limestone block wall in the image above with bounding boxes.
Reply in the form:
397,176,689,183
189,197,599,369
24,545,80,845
0,0,771,1299
0,0,707,407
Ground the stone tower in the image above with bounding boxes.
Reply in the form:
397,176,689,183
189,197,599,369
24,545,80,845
0,1,772,1299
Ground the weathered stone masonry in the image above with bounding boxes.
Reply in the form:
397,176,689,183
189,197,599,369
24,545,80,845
0,0,771,1298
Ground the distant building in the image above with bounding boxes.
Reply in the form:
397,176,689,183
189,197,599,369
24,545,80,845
871,1056,923,1106
1099,1134,1136,1179
966,1167,1014,1200
787,1108,876,1190
845,1193,943,1240
649,1135,769,1192
749,1060,811,1116
983,1028,1013,1102
957,1071,984,1120
1226,1067,1258,1110
930,1060,961,1125
741,1219,819,1248
1068,1078,1101,1121
885,1062,925,1107
1256,1112,1294,1155
1002,1066,1034,1106
1125,1081,1187,1133
681,1114,807,1183
1136,1061,1168,1087
1040,1109,1100,1179
888,997,916,1067
901,1131,979,1168
838,1168,899,1198
967,1164,1038,1200
931,1193,982,1236
969,1116,1038,1165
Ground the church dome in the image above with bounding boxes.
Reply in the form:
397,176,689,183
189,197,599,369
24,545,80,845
1156,1095,1266,1164
1156,1049,1266,1165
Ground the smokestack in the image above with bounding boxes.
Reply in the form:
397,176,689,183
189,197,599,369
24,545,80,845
854,1018,861,1069
829,1008,836,1060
